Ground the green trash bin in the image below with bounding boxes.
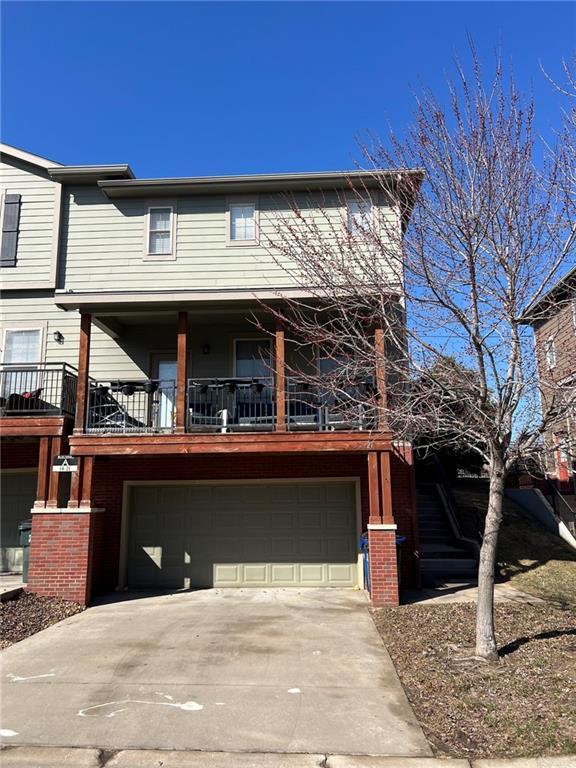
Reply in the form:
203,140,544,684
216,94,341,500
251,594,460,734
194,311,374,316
18,520,32,584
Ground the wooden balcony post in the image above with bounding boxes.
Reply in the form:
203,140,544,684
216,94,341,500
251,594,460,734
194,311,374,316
80,456,94,508
34,437,51,508
275,326,286,432
374,327,387,430
175,311,188,433
74,313,92,434
47,436,63,508
68,456,84,508
368,451,382,524
379,451,394,525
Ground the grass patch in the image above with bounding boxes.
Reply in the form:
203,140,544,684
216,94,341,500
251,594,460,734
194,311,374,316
373,603,576,759
453,481,576,607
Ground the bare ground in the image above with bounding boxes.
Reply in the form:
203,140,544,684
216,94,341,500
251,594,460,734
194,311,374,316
0,592,84,649
373,602,576,759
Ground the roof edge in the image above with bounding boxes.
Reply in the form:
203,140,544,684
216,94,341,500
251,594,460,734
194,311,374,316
48,165,135,183
1,142,63,170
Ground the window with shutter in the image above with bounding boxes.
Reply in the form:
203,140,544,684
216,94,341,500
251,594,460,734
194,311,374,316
1,194,21,267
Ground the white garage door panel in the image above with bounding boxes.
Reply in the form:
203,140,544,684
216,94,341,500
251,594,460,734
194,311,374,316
0,471,37,573
128,482,358,589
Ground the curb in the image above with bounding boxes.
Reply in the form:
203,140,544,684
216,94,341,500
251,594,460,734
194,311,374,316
0,748,575,768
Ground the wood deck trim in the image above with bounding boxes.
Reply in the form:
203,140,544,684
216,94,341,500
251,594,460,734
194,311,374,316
69,430,392,456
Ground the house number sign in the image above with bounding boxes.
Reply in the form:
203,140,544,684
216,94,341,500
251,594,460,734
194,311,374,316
52,455,79,472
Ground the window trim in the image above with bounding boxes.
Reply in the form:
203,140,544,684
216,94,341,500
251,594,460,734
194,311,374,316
544,334,556,370
232,337,272,378
1,324,46,365
143,201,177,261
345,195,376,237
226,198,259,247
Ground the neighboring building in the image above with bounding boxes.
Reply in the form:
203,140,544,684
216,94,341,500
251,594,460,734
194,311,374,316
0,143,422,606
522,267,576,493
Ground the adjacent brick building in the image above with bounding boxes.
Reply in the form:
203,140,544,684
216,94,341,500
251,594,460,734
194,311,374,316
522,267,576,492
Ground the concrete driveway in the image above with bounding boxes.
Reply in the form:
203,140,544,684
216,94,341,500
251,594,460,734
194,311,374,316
0,589,431,757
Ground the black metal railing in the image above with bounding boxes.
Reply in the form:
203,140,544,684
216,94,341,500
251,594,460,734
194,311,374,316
86,379,176,433
286,378,376,431
0,363,78,417
187,377,275,432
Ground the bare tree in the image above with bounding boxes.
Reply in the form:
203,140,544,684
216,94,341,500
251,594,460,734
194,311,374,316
260,52,575,661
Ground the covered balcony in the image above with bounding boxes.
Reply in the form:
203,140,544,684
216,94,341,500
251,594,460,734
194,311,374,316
61,300,390,455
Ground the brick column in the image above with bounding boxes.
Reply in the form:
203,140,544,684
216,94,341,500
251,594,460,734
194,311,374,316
368,525,399,606
27,509,98,604
367,448,399,606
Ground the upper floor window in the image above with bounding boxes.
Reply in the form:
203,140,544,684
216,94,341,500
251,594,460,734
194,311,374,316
2,328,42,364
545,336,556,370
346,197,373,236
228,201,258,245
146,206,174,257
0,192,22,267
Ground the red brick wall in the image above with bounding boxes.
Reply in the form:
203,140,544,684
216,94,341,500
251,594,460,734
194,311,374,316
0,440,39,470
89,451,419,595
390,444,420,586
27,512,95,604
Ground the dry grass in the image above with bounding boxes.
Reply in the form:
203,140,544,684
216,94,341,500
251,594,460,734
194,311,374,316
373,603,576,759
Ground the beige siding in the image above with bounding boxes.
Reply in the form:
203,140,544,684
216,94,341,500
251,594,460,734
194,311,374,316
61,187,399,292
0,297,309,383
0,157,58,286
0,294,143,380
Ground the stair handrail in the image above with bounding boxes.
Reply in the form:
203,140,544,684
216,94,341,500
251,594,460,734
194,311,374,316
542,478,576,532
431,456,481,558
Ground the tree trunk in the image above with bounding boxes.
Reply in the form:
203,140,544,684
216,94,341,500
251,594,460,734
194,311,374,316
475,457,506,661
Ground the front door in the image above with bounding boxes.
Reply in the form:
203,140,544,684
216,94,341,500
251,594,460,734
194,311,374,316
152,356,177,429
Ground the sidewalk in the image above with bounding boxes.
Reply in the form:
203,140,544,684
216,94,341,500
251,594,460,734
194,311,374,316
1,747,574,767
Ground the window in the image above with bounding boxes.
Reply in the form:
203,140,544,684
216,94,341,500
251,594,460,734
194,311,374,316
147,206,173,256
545,336,556,370
234,339,271,378
3,328,42,364
228,202,257,244
1,328,43,398
346,198,373,236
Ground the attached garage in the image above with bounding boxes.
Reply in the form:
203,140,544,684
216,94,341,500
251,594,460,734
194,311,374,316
125,481,360,589
0,470,37,573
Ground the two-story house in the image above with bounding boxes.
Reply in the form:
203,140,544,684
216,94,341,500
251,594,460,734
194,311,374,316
522,267,576,494
1,142,422,607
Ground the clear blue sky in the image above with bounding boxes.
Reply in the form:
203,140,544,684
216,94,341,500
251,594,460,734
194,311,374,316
2,1,574,177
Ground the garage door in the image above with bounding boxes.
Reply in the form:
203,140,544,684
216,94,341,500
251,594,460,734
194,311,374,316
127,482,358,589
0,471,37,573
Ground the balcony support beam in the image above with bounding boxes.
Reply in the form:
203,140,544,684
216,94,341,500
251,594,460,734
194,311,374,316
379,450,394,525
368,451,382,524
275,327,286,432
175,311,188,434
374,327,387,430
34,437,51,508
46,436,64,508
74,313,92,434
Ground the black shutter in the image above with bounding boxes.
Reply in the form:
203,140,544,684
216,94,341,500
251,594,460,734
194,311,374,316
1,193,21,267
